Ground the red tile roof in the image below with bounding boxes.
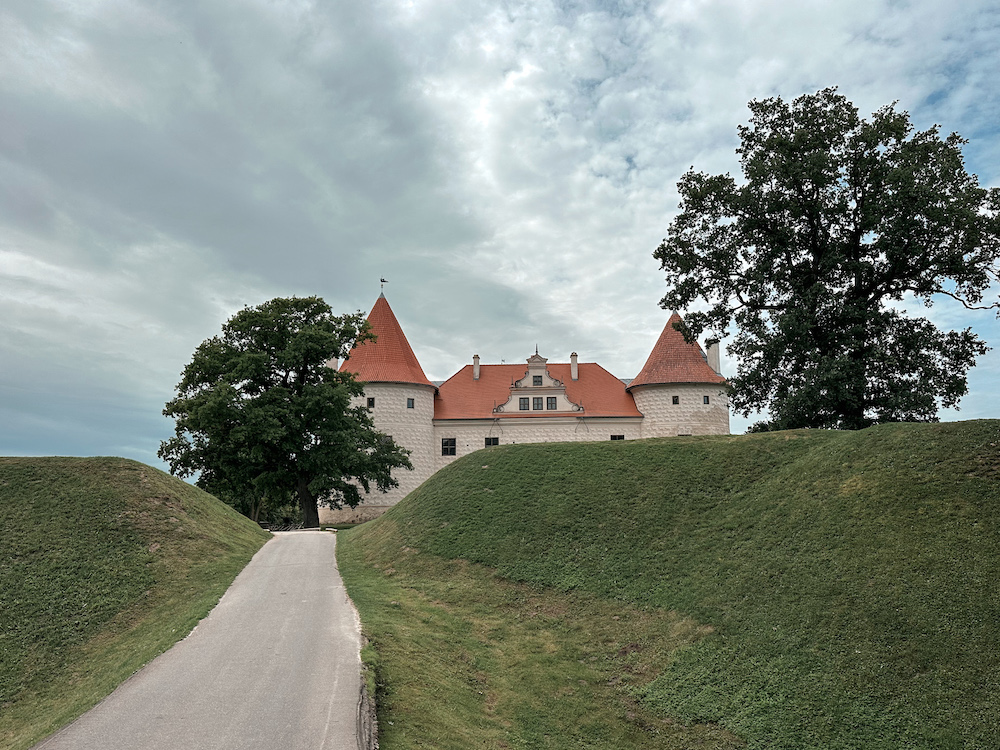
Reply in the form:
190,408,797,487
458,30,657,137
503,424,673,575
628,312,725,389
435,362,642,419
339,294,435,387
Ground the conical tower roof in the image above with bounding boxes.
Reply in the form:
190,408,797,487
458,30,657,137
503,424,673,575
339,294,434,387
627,312,726,390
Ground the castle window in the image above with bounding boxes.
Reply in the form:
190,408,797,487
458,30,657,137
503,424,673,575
610,434,625,441
519,397,529,410
441,438,456,456
533,397,543,410
546,396,557,410
367,397,375,409
406,398,414,409
703,395,710,404
533,375,543,386
672,395,679,405
485,437,499,447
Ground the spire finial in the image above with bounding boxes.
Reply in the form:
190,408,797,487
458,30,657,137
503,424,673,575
535,344,539,356
380,277,387,293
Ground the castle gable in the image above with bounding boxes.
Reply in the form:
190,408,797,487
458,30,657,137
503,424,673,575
434,359,642,420
495,352,583,415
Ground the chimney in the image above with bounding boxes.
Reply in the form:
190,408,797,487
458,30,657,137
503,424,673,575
706,341,721,375
473,354,480,380
326,357,339,371
570,352,579,381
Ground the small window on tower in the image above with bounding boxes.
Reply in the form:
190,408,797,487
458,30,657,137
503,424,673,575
533,397,543,410
533,375,543,386
485,437,499,447
519,397,530,410
406,398,414,409
367,397,375,409
441,438,456,456
546,396,557,410
704,395,711,405
671,395,679,405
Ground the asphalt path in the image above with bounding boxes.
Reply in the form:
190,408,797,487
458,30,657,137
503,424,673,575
35,530,362,750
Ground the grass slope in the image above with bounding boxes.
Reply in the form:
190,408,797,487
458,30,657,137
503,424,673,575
0,457,270,750
339,420,1000,749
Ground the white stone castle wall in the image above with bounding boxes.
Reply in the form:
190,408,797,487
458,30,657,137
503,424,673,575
321,382,730,524
433,417,644,468
632,383,730,437
319,382,436,524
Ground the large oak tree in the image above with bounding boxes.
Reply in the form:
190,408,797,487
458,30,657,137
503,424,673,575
159,296,411,527
656,88,1000,431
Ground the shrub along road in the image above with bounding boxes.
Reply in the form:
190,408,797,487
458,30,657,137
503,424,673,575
33,531,361,750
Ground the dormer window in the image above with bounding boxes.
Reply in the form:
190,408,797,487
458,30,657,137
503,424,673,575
547,397,557,410
533,375,543,386
533,397,543,410
519,397,529,410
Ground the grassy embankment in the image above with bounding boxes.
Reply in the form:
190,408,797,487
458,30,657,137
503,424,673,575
339,420,1000,749
0,457,270,750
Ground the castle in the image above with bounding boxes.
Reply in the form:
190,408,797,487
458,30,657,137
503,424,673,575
319,294,730,524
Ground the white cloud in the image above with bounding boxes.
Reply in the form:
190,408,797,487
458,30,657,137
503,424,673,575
1,0,998,461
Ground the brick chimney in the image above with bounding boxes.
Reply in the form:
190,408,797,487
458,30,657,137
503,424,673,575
473,354,480,380
570,352,579,381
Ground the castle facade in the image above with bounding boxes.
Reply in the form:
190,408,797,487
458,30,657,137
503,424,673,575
320,294,729,524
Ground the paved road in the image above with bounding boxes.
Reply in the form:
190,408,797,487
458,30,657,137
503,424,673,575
35,531,362,750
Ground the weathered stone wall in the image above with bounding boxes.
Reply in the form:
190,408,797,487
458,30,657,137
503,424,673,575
319,382,436,525
433,417,644,468
322,381,731,524
632,383,730,437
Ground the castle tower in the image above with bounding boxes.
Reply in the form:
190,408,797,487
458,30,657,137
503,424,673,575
627,312,730,437
319,293,437,524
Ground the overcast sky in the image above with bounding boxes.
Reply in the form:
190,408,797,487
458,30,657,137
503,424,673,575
2,0,999,468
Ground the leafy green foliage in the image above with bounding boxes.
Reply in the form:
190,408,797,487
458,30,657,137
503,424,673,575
159,296,411,526
656,88,1000,430
0,457,268,749
344,421,1000,748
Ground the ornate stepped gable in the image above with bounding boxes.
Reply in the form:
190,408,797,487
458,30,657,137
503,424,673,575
433,358,642,419
339,293,434,387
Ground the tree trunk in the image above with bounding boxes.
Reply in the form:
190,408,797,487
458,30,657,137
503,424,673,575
297,476,320,528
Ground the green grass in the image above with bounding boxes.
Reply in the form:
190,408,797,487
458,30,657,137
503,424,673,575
338,420,1000,749
0,457,270,750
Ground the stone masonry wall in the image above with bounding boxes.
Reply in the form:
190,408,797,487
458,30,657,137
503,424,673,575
434,417,644,469
632,383,730,437
319,382,436,525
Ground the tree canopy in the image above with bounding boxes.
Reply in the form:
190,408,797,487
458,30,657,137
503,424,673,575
159,296,411,527
655,88,1000,431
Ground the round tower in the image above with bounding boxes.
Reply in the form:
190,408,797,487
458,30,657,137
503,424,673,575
320,293,436,524
627,313,730,437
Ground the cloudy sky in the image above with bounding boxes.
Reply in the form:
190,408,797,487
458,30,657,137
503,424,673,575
2,0,999,468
